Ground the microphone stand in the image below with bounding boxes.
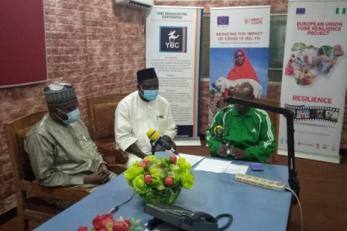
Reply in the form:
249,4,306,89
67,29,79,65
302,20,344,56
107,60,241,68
150,141,156,155
226,96,300,199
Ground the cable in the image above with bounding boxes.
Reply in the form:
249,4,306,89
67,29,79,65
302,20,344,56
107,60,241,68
216,213,233,231
285,185,303,231
107,193,135,214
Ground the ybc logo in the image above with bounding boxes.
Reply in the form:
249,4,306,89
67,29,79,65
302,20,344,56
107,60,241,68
160,27,187,52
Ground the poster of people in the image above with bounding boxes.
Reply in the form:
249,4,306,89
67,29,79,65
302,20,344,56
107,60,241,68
278,0,347,163
209,6,271,123
146,6,203,138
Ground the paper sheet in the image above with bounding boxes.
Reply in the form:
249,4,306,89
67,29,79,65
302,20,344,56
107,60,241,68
194,158,249,174
224,163,248,174
194,158,231,173
179,153,205,166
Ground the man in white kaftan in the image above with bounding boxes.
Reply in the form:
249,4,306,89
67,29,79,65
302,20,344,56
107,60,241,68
115,68,177,166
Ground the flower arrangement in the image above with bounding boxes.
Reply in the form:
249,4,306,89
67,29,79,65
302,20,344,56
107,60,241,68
77,213,142,231
124,155,194,205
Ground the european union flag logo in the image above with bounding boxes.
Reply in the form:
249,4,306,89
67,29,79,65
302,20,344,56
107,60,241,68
296,8,306,14
217,16,229,25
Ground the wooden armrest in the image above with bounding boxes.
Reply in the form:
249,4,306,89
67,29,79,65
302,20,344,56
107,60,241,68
18,180,89,201
107,163,127,174
96,142,129,164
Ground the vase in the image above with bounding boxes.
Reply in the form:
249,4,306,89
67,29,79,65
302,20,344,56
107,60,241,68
143,187,181,205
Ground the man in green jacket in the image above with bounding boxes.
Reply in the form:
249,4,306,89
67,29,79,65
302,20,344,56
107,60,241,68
206,82,276,163
25,82,114,189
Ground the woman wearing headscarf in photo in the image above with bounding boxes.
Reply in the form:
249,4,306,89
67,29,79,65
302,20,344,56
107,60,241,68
226,49,262,98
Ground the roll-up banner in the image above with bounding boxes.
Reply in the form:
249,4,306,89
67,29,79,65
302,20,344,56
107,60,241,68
278,0,347,163
146,6,203,141
209,6,271,123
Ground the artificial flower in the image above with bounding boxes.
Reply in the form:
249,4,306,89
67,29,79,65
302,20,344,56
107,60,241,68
124,155,195,205
77,214,141,231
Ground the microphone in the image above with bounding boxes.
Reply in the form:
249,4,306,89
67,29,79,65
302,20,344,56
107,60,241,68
214,125,224,138
146,128,179,155
213,125,232,156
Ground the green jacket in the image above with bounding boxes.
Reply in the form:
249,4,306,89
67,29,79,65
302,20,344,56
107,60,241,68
206,105,276,163
24,114,105,187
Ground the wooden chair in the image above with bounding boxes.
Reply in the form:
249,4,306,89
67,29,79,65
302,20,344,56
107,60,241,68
87,94,129,165
4,111,89,231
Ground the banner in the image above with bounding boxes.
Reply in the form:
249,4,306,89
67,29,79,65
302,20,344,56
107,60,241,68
146,6,203,138
278,0,347,163
209,6,271,123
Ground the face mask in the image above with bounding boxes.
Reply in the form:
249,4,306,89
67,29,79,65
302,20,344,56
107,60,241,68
63,108,80,124
143,90,158,101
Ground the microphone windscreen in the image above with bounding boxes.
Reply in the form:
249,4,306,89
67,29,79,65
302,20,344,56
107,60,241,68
147,128,160,141
214,125,223,134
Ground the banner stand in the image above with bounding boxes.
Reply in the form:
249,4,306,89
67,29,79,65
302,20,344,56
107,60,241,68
146,6,203,140
278,0,347,163
209,6,271,124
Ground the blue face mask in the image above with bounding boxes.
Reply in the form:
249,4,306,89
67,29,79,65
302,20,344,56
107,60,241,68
143,90,158,101
63,108,80,124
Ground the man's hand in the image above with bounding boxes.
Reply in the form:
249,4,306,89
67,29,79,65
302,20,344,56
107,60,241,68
126,143,147,159
118,149,129,164
97,163,114,176
98,163,108,172
84,170,110,185
233,147,247,159
217,144,227,157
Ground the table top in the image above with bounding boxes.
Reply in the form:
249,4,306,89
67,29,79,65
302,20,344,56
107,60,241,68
34,157,292,231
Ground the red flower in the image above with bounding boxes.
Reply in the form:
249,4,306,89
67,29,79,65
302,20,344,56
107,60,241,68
164,176,174,186
113,219,129,231
138,161,146,168
77,227,88,231
92,214,114,230
169,155,177,164
77,214,139,231
125,219,131,226
144,174,152,184
143,158,151,166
